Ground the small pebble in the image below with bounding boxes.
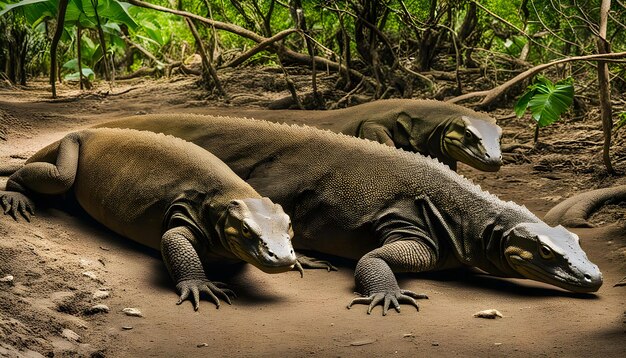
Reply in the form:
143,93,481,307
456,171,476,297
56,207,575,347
61,328,81,342
349,339,376,346
122,326,133,330
86,304,110,314
197,343,209,348
99,246,110,251
0,275,14,282
79,259,93,268
93,290,110,299
494,343,502,346
403,333,415,338
82,271,98,280
122,307,143,317
473,309,503,319
432,342,439,346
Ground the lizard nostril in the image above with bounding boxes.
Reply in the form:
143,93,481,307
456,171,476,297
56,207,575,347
485,153,490,158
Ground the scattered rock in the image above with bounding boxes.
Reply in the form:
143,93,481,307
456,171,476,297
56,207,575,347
85,304,110,315
403,333,415,338
473,309,503,319
99,246,110,251
0,275,14,283
122,308,143,317
61,328,81,342
93,290,110,300
432,342,439,346
82,271,98,280
122,326,133,330
349,339,376,346
197,343,209,348
494,342,503,346
79,259,94,268
614,276,626,287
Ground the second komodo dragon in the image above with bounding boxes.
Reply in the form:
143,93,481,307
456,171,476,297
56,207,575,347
0,128,297,310
315,99,503,171
98,114,603,315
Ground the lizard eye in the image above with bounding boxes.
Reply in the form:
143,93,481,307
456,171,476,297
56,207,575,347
465,130,474,140
539,244,554,259
241,221,252,238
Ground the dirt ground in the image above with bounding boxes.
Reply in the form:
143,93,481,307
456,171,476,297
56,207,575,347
0,72,625,357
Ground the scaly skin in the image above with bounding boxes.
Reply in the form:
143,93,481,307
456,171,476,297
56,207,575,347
0,128,297,311
544,185,626,227
320,99,503,171
96,114,603,315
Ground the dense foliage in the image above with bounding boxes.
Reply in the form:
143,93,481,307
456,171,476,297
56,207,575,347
0,0,625,99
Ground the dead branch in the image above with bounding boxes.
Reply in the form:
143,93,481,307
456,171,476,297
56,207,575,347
185,17,226,97
122,35,165,67
222,29,299,68
126,0,372,86
448,51,626,107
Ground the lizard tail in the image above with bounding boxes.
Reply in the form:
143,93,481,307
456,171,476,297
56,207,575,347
0,164,22,176
544,185,626,228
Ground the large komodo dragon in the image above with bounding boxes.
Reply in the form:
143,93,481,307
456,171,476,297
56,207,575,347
96,114,603,315
300,99,503,172
0,128,297,310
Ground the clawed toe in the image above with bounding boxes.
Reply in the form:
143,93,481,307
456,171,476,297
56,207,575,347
347,289,427,315
176,279,236,311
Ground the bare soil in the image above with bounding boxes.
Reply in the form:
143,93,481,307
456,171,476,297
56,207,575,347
0,72,625,357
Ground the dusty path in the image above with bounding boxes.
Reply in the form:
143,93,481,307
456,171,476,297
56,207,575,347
0,77,624,357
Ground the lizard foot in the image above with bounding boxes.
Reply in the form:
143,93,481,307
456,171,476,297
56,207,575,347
176,279,236,311
293,253,338,277
0,191,35,222
347,289,428,316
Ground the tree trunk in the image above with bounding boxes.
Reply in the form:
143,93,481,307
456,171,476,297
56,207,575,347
91,0,111,82
50,0,69,98
77,25,84,90
597,0,614,174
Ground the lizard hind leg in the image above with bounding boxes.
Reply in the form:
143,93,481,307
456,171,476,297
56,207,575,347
1,132,82,221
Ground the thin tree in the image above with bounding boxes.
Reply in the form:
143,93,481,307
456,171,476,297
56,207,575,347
597,0,614,174
50,0,69,98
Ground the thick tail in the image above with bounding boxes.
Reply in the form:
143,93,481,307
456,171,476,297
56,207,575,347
544,185,626,227
0,164,22,176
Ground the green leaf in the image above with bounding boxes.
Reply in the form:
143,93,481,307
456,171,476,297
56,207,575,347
527,81,574,127
514,89,536,118
0,0,50,17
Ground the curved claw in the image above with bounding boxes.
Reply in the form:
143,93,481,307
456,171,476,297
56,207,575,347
1,192,35,222
175,279,236,311
293,261,304,278
347,288,428,316
296,254,338,272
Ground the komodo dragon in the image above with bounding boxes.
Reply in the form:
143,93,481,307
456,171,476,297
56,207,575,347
96,114,602,315
545,185,626,227
312,99,503,172
0,128,297,310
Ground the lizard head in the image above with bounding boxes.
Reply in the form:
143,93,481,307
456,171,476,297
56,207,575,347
443,116,502,172
502,222,602,292
222,198,296,273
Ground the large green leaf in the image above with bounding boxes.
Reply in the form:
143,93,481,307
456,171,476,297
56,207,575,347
527,81,574,128
514,89,535,118
0,0,49,17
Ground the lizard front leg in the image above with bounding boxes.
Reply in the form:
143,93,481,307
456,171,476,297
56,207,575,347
161,226,235,311
348,240,436,315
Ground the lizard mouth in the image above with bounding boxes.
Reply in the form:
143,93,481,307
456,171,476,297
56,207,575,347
230,241,296,274
445,138,501,171
507,255,602,293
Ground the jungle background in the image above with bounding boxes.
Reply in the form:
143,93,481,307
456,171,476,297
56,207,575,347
0,0,625,357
